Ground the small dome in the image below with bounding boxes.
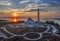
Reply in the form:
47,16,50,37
27,17,33,21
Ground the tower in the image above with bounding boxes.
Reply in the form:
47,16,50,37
37,9,40,22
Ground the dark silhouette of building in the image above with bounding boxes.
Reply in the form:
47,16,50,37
37,9,40,22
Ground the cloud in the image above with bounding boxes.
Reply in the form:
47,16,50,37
0,1,11,6
0,0,17,11
19,0,39,4
19,3,49,12
27,3,49,8
19,0,30,4
20,2,60,13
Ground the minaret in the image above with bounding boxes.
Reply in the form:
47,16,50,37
37,9,40,22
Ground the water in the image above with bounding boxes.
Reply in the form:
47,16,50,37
41,19,60,25
53,20,60,25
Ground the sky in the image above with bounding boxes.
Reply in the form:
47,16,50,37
0,0,60,20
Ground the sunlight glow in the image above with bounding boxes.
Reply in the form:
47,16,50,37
11,12,19,22
13,18,17,22
13,13,17,17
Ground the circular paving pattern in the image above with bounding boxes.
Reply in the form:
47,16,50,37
24,32,42,40
0,24,59,41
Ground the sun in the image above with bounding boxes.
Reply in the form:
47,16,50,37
12,13,18,22
13,18,17,22
11,11,19,22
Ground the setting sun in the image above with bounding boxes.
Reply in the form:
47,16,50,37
11,12,19,22
10,12,19,22
13,18,17,22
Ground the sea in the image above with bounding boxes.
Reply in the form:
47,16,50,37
41,19,60,25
